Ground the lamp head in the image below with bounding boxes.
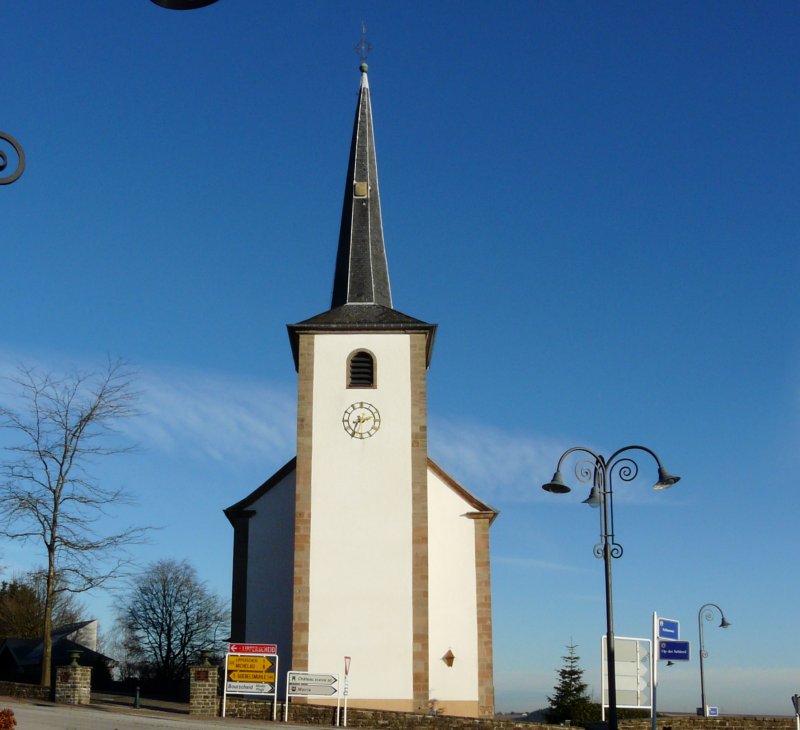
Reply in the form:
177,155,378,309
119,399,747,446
150,0,220,8
654,465,680,490
582,485,601,508
719,616,731,629
542,470,571,494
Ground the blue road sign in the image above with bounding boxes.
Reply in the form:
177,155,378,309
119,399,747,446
658,640,690,661
658,618,680,640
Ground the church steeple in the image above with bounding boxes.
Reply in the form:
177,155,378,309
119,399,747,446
287,61,437,371
330,62,391,308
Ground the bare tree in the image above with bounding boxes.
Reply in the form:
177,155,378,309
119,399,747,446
118,559,229,682
0,359,148,686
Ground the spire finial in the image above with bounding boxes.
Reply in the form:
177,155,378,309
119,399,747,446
354,21,372,71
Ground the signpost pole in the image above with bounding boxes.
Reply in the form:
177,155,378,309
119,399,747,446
272,655,279,721
651,612,658,730
335,673,342,727
343,656,351,728
221,653,229,718
284,673,290,723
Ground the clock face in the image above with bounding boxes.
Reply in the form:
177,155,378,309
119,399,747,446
342,402,381,439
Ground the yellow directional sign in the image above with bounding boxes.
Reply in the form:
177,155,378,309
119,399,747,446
226,655,275,685
228,671,276,682
227,655,273,672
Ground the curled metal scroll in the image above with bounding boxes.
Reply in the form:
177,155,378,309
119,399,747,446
0,131,25,185
610,457,639,484
593,541,624,559
573,457,598,485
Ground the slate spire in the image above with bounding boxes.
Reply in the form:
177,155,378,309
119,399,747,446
330,62,392,308
287,60,437,371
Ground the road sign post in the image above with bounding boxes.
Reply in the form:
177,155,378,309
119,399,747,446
221,643,279,720
285,671,341,725
652,613,686,730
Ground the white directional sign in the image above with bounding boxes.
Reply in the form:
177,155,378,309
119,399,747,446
287,671,338,695
285,671,341,723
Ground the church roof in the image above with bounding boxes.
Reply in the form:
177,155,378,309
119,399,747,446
287,62,437,370
223,455,497,524
223,457,296,523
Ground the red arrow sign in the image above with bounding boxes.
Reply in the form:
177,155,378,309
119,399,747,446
228,643,277,655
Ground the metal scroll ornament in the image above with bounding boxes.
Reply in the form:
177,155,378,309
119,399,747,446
0,131,25,185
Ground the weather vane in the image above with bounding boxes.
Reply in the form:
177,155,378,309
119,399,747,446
354,22,372,64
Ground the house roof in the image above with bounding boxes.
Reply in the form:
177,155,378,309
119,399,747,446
0,620,111,667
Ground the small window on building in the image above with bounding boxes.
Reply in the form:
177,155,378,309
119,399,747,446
348,350,375,388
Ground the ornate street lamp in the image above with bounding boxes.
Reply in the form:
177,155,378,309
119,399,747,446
698,603,731,717
543,445,680,730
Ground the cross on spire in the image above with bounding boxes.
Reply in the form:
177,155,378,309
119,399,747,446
354,22,372,64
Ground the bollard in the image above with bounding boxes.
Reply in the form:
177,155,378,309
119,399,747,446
134,685,140,709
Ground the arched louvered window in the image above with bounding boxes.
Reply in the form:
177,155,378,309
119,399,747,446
348,350,375,388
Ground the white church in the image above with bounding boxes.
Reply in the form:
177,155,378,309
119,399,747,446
224,60,497,719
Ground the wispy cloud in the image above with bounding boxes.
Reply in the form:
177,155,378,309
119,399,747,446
127,368,296,465
0,353,296,467
429,418,571,504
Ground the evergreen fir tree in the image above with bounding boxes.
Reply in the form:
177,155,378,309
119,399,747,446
546,641,596,725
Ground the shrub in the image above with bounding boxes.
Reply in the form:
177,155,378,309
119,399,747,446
0,708,16,730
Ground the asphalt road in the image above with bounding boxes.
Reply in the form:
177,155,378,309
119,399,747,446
0,696,305,730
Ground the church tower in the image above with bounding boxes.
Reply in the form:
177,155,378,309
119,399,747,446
226,60,496,718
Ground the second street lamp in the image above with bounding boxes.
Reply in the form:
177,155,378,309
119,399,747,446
542,445,680,730
698,602,731,717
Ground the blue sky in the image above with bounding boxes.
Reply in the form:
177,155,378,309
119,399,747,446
2,0,799,716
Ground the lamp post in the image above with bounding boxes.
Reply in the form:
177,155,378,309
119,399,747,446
542,445,680,730
698,603,731,717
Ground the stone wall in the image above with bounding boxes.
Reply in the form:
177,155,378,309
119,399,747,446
54,665,91,705
223,699,795,730
619,719,794,730
192,667,794,730
0,680,50,701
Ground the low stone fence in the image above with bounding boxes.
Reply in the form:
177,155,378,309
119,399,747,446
0,662,92,706
225,704,795,730
0,680,50,701
618,719,793,730
187,666,794,730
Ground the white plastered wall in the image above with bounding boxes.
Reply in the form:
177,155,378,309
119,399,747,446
307,333,414,700
427,467,479,703
246,469,296,663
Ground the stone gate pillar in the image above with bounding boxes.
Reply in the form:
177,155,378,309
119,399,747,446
55,656,91,705
189,662,220,716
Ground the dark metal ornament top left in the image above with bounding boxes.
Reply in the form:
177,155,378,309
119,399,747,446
0,131,25,186
149,0,220,9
